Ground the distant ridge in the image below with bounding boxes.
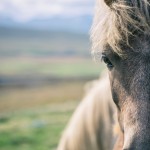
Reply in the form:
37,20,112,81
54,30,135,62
0,26,91,57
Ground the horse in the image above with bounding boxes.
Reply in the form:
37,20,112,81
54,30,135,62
91,0,150,149
58,0,150,149
57,74,118,150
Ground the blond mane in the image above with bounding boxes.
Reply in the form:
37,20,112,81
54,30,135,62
91,0,150,56
57,74,116,150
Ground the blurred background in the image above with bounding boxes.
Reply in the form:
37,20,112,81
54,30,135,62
0,0,104,150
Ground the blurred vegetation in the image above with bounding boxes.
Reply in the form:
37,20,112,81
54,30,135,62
0,57,102,77
0,27,105,150
0,102,78,150
0,82,84,150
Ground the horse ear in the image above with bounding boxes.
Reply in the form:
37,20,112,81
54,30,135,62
104,0,114,6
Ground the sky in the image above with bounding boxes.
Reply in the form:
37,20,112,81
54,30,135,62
0,0,94,22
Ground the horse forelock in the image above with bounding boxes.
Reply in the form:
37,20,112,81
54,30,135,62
91,0,150,57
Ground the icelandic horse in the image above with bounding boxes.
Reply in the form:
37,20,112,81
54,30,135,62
58,0,150,149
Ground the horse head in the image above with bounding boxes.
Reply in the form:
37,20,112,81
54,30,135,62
92,0,150,149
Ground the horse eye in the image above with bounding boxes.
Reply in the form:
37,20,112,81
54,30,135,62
101,54,114,69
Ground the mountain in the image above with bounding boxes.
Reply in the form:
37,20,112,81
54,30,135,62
0,15,93,34
0,26,91,57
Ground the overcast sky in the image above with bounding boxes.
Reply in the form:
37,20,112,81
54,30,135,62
0,0,94,22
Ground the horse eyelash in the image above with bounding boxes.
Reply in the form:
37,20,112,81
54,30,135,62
91,51,103,63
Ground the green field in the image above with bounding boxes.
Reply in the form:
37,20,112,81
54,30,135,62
0,25,106,150
0,80,88,150
0,57,102,77
0,102,78,150
0,57,105,150
0,83,83,150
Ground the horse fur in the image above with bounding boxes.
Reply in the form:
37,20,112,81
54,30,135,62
57,74,117,150
91,0,150,56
